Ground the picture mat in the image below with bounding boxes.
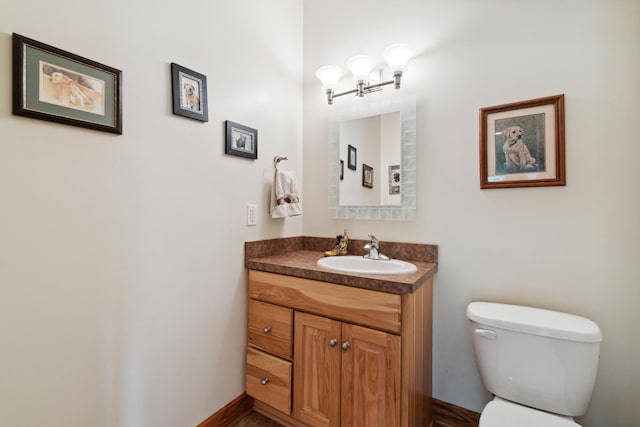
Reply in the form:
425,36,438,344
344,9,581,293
486,104,557,183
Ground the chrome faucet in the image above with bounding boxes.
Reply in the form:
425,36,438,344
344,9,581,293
363,234,389,260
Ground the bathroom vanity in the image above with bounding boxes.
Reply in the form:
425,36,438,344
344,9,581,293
245,237,437,427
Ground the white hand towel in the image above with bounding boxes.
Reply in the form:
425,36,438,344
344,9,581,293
271,168,302,218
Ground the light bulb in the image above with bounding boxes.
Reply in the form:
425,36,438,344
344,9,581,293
383,44,411,74
315,65,343,92
346,55,375,83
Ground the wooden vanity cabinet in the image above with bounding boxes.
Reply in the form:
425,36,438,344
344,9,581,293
293,312,400,426
246,270,432,427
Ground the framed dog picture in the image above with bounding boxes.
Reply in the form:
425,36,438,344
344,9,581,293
171,63,208,122
347,144,357,170
388,164,400,194
480,94,565,189
225,120,258,159
362,163,373,188
12,33,122,134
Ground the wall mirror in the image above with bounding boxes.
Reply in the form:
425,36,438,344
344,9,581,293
327,95,416,220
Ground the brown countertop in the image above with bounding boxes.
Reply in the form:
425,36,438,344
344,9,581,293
245,237,438,295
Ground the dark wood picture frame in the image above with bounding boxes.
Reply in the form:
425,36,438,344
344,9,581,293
347,144,357,170
362,163,373,188
225,120,258,159
12,33,123,134
171,63,208,122
480,94,565,189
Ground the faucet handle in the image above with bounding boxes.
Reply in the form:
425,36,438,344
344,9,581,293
368,234,379,245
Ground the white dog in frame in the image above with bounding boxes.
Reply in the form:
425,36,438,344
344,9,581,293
502,125,537,169
182,81,201,111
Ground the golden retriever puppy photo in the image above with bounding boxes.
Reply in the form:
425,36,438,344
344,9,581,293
502,125,537,169
40,67,102,114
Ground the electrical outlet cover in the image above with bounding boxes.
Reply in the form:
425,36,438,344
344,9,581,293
247,204,257,226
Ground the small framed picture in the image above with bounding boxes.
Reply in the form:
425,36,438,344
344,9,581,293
388,165,400,194
171,63,208,122
362,163,373,188
225,120,257,159
480,94,565,189
12,33,122,134
340,160,344,180
347,145,357,170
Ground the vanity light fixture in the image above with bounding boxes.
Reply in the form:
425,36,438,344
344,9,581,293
316,43,412,105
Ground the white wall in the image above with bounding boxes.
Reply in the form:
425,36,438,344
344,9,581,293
2,1,639,426
0,0,303,426
303,1,640,426
339,116,381,205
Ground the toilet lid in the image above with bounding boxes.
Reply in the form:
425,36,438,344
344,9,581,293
480,400,581,427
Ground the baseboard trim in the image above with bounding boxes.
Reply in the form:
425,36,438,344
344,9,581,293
197,392,253,427
203,394,480,427
432,397,481,427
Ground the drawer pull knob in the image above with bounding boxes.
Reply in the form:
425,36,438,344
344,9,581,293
329,338,338,347
263,326,271,333
260,377,269,385
342,341,350,350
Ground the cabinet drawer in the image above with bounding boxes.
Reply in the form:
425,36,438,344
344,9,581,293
246,347,292,415
249,270,401,333
248,299,293,360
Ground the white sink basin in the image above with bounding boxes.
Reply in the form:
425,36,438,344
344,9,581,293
317,256,417,275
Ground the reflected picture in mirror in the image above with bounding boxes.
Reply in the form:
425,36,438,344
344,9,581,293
389,165,400,194
347,145,357,170
362,164,373,188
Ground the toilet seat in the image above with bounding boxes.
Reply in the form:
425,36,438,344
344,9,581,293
479,399,581,427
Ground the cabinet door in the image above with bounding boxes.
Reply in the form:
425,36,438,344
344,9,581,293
340,323,401,427
293,312,342,427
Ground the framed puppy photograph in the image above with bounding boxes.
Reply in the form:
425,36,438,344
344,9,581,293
225,120,257,159
362,163,373,188
480,94,565,189
171,63,208,122
12,33,122,134
347,144,357,170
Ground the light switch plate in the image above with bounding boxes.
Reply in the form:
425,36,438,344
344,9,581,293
247,204,257,226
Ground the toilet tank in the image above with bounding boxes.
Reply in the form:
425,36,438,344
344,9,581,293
467,302,602,417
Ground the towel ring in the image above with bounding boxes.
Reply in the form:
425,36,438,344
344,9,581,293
274,156,288,169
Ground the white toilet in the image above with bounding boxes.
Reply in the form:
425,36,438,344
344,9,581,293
467,302,602,427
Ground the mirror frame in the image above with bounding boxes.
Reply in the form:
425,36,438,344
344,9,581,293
327,95,416,220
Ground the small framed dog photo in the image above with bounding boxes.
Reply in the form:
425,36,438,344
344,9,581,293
362,163,373,188
479,94,565,189
347,145,357,170
171,63,208,122
225,120,258,159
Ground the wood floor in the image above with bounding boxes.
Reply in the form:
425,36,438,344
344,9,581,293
231,411,473,427
228,395,481,427
230,411,284,427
